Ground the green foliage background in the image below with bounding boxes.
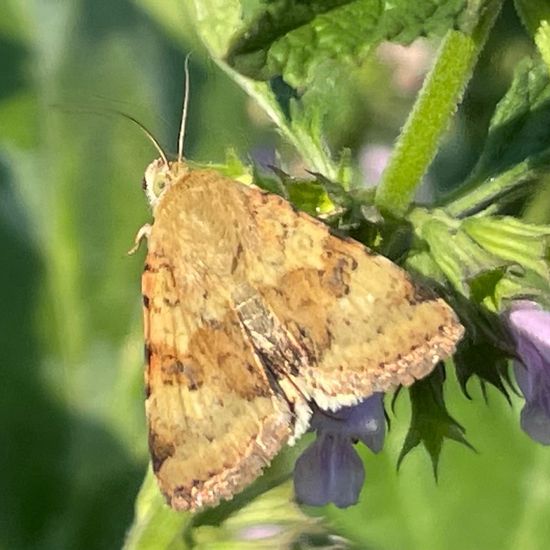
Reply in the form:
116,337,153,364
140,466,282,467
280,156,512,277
2,0,550,549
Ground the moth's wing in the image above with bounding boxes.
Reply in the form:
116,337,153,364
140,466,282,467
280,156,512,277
142,250,292,511
239,187,464,411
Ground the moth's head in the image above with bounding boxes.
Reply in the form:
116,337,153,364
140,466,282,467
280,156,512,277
142,54,192,209
143,158,189,208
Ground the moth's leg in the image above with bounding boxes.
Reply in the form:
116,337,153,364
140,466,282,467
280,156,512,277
128,223,152,255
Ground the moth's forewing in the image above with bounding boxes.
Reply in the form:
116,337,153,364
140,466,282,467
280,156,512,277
143,247,293,511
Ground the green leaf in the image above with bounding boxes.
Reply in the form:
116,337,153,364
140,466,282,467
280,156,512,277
476,58,550,177
514,0,550,73
444,57,550,216
190,483,339,548
398,366,474,477
225,0,490,87
252,165,290,197
215,63,340,178
124,458,336,549
462,215,550,279
409,208,506,295
273,168,336,215
536,20,550,75
444,289,516,401
227,0,379,85
304,171,355,208
515,0,550,34
467,265,508,304
452,290,512,345
409,207,550,303
454,341,512,402
493,267,550,311
382,0,488,38
193,149,254,183
406,249,448,283
371,216,413,262
123,469,190,550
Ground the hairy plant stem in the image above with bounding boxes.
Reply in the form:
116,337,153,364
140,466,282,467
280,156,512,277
374,0,505,217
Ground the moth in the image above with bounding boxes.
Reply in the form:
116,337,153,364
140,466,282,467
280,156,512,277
134,67,464,512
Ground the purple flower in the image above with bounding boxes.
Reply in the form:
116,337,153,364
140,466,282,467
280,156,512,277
293,393,385,508
504,300,550,444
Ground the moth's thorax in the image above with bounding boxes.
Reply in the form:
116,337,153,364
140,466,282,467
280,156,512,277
148,170,252,285
143,158,190,209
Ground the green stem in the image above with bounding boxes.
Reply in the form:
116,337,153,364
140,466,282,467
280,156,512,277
443,149,550,217
374,1,504,217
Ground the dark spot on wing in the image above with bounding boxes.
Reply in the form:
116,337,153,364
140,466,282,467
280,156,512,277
148,431,175,473
144,343,152,364
231,242,244,274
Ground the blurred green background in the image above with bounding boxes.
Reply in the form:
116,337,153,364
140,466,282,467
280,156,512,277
2,1,550,549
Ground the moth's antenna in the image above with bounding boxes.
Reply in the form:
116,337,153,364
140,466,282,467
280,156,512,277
118,111,169,165
53,105,169,165
177,54,191,162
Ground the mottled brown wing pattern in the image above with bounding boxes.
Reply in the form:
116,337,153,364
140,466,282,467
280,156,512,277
142,165,463,510
142,249,292,511
230,179,464,411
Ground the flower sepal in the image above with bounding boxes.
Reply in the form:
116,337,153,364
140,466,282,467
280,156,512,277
398,366,474,476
